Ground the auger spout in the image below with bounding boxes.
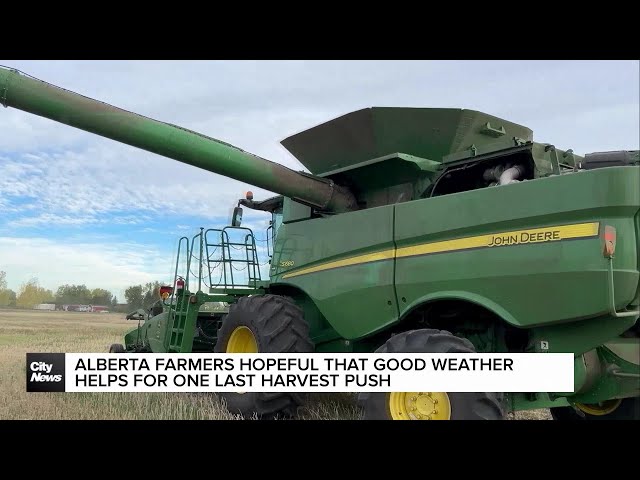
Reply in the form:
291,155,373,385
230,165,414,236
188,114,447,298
0,66,358,213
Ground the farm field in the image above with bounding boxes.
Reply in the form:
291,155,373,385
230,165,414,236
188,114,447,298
0,309,550,420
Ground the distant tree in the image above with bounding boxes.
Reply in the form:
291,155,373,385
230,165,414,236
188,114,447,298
16,278,54,308
111,296,118,308
0,289,16,307
123,282,164,311
0,271,16,307
125,285,144,310
90,288,113,306
55,284,91,305
142,281,163,307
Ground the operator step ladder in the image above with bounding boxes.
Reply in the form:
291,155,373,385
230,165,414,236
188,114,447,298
168,311,188,353
205,227,262,291
166,227,263,352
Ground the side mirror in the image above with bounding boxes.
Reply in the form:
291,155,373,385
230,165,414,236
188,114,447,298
232,206,243,227
125,308,147,321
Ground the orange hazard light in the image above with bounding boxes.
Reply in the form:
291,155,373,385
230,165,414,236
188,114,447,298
159,285,174,299
603,225,616,258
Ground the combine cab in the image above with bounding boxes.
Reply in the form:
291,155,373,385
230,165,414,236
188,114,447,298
2,66,639,420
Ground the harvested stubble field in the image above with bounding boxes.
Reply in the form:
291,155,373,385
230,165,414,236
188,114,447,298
0,309,550,420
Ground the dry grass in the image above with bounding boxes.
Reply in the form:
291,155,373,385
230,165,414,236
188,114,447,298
0,309,549,420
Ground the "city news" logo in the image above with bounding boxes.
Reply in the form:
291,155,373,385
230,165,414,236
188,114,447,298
26,353,66,392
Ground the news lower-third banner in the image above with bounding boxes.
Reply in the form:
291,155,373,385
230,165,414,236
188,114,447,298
26,352,574,393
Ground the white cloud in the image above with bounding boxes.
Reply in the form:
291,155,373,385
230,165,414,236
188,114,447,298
0,144,278,226
9,213,98,227
0,236,174,300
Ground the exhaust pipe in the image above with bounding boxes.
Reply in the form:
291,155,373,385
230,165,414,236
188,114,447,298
499,165,525,185
483,164,525,186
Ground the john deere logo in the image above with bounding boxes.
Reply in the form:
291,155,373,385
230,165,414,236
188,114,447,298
488,230,561,247
26,353,66,392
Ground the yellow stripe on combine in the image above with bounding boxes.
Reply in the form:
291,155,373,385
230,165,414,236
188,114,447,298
281,222,600,279
396,222,600,258
282,249,395,279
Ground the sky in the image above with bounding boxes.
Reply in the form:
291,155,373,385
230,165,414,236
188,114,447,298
0,60,638,302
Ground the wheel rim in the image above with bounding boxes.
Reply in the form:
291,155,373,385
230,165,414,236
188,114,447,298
388,392,451,420
226,326,258,353
575,399,622,416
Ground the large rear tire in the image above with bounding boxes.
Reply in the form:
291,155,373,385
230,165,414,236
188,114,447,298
550,397,640,421
214,294,313,419
359,329,505,420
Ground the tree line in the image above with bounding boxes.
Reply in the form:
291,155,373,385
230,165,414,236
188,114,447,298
0,271,164,312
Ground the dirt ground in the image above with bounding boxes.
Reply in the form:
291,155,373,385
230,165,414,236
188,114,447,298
0,308,550,420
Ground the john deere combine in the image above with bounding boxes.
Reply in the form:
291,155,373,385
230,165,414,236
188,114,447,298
2,66,639,420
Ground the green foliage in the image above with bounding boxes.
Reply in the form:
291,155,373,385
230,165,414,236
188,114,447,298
0,271,16,307
124,285,144,310
16,278,55,308
90,288,113,306
53,285,114,307
55,284,91,305
142,281,162,308
0,289,17,307
1,269,164,312
124,282,163,310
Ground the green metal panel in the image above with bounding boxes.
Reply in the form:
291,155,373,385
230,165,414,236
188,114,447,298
282,198,312,223
530,313,637,356
123,324,145,350
393,166,640,329
568,343,640,404
281,107,533,175
322,153,436,210
271,205,398,340
510,393,570,411
511,339,640,409
268,166,639,343
148,312,169,353
604,338,640,365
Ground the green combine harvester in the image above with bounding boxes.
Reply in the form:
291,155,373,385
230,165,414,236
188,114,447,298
2,66,639,420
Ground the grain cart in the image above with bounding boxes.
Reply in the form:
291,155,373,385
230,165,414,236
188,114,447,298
2,66,639,420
